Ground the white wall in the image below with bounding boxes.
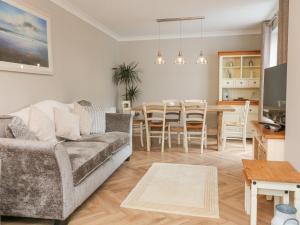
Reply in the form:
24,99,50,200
0,0,118,114
285,0,300,170
119,35,261,126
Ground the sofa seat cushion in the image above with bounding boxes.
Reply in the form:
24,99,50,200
62,142,111,186
78,132,129,154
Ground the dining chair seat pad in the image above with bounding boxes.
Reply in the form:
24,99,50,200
224,121,244,127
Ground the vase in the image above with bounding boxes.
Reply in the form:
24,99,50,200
272,204,299,225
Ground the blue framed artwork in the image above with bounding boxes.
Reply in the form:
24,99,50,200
0,0,52,74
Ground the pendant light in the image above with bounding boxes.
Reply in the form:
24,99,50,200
196,18,208,64
155,22,165,64
175,20,185,65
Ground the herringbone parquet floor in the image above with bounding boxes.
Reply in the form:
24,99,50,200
2,139,274,225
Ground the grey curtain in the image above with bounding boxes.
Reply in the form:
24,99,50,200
277,0,289,64
259,21,272,120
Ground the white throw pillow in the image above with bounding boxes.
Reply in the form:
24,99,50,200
54,108,81,140
28,106,57,142
73,103,92,135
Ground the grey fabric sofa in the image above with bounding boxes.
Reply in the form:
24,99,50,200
0,113,133,224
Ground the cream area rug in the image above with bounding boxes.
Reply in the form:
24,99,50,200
121,163,219,218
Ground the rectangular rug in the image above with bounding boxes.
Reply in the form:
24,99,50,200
121,163,219,218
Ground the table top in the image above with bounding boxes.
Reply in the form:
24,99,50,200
251,121,285,140
132,105,235,113
242,159,300,183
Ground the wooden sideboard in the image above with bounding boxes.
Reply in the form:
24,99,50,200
251,121,285,161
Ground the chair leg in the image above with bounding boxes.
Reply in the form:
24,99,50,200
201,132,204,154
146,129,151,152
140,123,144,148
184,131,188,153
161,130,165,153
205,127,208,149
222,136,227,151
243,136,247,151
177,133,181,145
168,124,171,148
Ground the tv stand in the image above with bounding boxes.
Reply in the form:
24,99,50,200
251,121,285,161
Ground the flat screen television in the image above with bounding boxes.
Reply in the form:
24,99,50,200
263,63,287,126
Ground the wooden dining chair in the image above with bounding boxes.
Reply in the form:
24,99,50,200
181,100,208,153
162,100,181,147
143,102,170,152
222,100,250,151
122,101,145,148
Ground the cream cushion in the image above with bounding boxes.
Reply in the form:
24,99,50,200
73,103,92,135
28,106,57,142
10,100,72,125
54,108,81,141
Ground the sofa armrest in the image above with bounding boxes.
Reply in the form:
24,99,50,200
105,113,133,133
0,138,74,220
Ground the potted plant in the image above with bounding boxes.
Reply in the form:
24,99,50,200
112,62,141,104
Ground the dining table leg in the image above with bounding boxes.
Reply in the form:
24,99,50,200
217,111,223,151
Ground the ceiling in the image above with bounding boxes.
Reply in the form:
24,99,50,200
52,0,278,41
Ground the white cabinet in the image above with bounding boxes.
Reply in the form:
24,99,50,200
218,51,261,139
219,51,261,101
251,122,285,161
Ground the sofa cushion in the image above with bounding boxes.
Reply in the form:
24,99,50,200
0,116,14,138
84,105,116,134
78,132,129,154
62,142,111,186
8,117,38,140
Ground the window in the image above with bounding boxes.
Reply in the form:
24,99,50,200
269,26,278,67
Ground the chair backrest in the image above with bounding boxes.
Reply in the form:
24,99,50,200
163,99,181,122
122,101,131,114
182,100,207,124
143,102,167,124
241,101,250,125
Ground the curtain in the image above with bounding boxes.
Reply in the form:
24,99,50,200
259,21,272,120
277,0,289,64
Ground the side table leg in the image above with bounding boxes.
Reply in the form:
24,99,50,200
295,185,300,220
250,181,258,225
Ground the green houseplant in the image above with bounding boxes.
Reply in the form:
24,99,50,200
112,62,141,104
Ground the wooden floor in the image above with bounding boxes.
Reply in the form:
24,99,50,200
2,139,274,225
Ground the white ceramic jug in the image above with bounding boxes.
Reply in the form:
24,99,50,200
272,204,299,225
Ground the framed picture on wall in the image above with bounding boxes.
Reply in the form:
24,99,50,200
0,0,53,75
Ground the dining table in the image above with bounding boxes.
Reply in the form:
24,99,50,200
131,104,235,151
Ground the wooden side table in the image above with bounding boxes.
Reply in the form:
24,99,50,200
242,160,300,225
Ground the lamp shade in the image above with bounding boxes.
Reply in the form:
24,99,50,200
155,51,166,64
174,51,185,65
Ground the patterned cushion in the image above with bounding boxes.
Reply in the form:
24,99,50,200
8,117,38,140
0,116,14,138
84,105,116,134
